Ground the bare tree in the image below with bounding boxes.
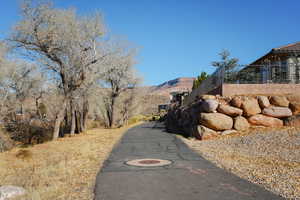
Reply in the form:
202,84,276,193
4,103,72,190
10,1,107,139
99,48,140,127
0,42,43,119
119,87,140,125
5,61,42,114
0,42,10,113
0,42,6,65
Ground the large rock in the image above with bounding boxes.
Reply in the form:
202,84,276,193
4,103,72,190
199,113,233,131
0,186,26,200
242,99,261,117
200,95,216,100
230,96,243,108
234,116,250,131
262,106,292,118
196,125,219,140
248,114,283,127
216,96,231,105
284,114,300,127
217,104,243,117
221,129,238,135
201,99,219,113
257,96,270,108
287,94,300,104
270,96,289,107
289,102,300,115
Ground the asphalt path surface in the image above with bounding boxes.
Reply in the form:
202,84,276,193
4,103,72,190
94,122,284,200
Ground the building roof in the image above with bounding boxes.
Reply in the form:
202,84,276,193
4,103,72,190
249,41,300,65
273,41,300,52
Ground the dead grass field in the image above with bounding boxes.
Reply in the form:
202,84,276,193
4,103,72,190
180,127,300,199
0,122,142,200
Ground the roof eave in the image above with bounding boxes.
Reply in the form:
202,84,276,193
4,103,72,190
249,50,274,65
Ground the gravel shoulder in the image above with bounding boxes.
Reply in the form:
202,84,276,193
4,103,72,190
180,127,300,199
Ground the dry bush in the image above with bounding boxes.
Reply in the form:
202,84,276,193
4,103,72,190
5,119,53,145
15,149,32,160
85,119,106,129
0,129,14,152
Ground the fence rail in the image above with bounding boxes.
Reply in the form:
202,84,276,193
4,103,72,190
222,64,300,84
184,63,300,105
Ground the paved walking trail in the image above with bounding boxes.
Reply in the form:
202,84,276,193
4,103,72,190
94,122,283,200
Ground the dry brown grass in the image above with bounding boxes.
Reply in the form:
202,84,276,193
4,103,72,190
0,122,142,200
180,127,300,199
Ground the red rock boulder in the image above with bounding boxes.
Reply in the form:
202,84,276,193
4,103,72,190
217,104,243,117
257,96,270,108
196,125,219,140
242,99,261,117
289,102,300,115
270,96,289,107
234,116,250,131
248,114,283,127
199,113,233,131
262,106,292,118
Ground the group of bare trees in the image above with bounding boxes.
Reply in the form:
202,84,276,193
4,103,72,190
0,0,141,142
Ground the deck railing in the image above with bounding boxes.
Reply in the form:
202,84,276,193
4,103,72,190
184,63,300,105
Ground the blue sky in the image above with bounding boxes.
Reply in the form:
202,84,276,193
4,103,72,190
1,0,300,85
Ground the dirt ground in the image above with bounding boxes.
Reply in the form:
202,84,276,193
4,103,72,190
0,122,142,200
180,127,300,199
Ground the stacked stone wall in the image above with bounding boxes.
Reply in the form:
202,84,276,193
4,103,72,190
166,94,300,140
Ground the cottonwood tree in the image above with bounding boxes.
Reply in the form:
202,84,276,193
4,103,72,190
0,42,6,65
100,49,140,127
118,87,142,125
5,61,42,114
67,82,94,134
10,1,107,139
0,44,40,117
0,43,9,111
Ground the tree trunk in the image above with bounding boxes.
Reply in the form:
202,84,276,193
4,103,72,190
109,96,115,128
64,108,69,134
52,99,67,140
106,108,112,128
80,110,84,132
70,100,76,135
35,98,40,118
82,98,89,132
20,102,24,114
75,110,81,133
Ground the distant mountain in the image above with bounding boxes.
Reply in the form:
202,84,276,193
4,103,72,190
137,77,195,115
150,77,195,97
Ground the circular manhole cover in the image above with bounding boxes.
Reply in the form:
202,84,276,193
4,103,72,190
126,158,172,167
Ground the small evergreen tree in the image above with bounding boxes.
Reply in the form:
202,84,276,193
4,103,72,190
211,50,239,83
192,72,209,90
211,50,239,71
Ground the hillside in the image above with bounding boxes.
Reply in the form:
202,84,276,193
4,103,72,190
138,77,195,115
150,77,195,97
